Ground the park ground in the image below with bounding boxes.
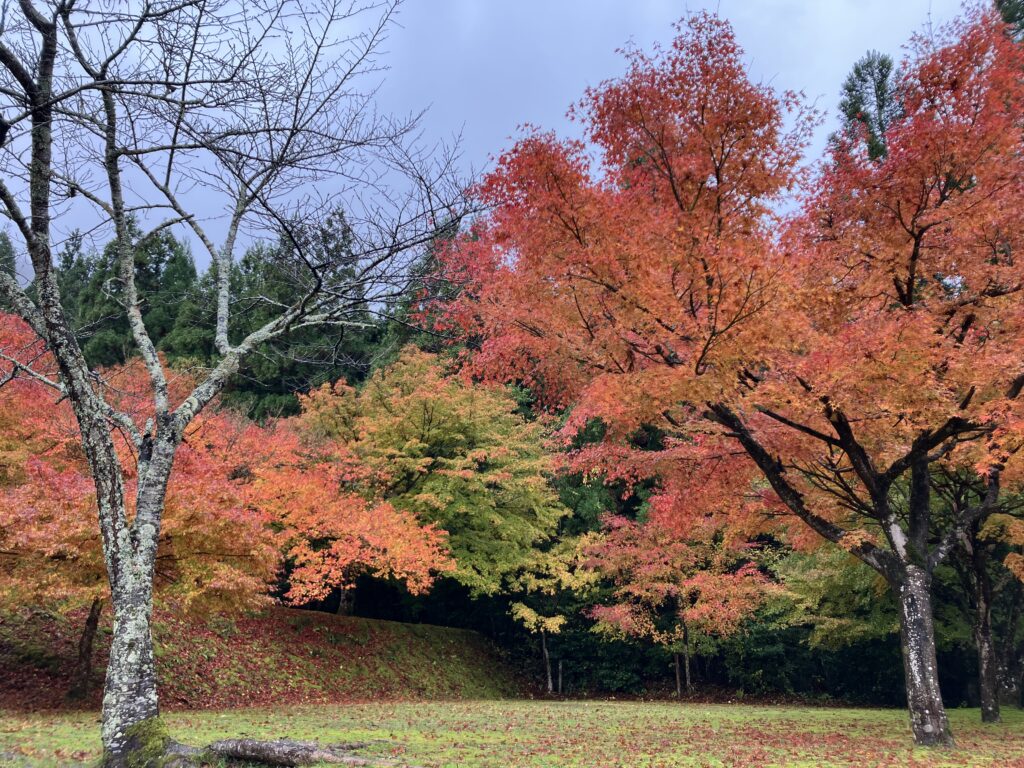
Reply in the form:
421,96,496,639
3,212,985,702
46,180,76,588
2,701,1024,767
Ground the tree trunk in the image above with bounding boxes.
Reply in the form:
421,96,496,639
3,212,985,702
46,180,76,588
674,653,681,698
164,738,414,767
976,619,1001,723
682,622,692,693
336,588,354,616
968,540,1000,723
997,582,1023,708
896,566,954,747
961,521,1000,723
101,584,161,767
557,659,563,695
1000,664,1023,708
997,643,1023,709
67,596,103,702
541,631,553,694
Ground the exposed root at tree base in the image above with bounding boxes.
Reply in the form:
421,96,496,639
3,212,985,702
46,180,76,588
161,738,420,767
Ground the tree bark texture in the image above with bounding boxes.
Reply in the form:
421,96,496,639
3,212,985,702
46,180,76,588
896,566,954,746
163,738,417,767
541,631,553,694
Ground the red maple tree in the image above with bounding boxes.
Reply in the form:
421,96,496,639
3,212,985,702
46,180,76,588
437,10,1024,746
0,313,452,695
587,515,768,696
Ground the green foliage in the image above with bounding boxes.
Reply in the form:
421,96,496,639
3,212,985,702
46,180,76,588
53,232,89,325
45,215,379,418
0,232,17,313
555,475,617,536
508,535,599,638
349,348,568,596
773,547,898,649
999,0,1024,38
836,50,900,160
71,221,198,367
0,232,14,280
373,219,461,367
218,218,380,418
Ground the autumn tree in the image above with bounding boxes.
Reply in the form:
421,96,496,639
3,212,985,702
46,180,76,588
934,476,1024,722
0,314,279,700
587,516,769,697
508,535,598,694
240,414,454,608
437,10,1024,746
2,309,459,703
0,1,462,764
297,347,568,599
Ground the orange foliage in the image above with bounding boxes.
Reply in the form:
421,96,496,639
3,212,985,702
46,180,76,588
0,315,279,612
0,313,451,612
437,9,1024,563
238,415,454,604
587,516,769,647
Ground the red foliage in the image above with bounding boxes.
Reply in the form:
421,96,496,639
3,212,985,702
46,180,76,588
436,9,1024,561
586,516,768,647
0,314,279,612
0,313,451,613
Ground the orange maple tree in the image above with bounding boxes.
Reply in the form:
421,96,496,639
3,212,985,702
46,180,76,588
0,312,452,692
0,314,279,697
436,10,1024,746
243,412,453,606
586,515,768,696
0,313,280,619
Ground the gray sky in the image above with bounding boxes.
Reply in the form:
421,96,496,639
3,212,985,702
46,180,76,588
12,0,969,276
375,0,966,173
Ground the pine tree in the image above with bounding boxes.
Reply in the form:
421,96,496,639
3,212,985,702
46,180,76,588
75,222,199,367
53,232,91,327
0,232,15,312
998,0,1024,38
836,50,900,160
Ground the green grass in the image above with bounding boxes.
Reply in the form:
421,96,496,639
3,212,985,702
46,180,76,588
2,701,1024,766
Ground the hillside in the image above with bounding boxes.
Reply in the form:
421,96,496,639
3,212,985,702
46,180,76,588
0,607,523,711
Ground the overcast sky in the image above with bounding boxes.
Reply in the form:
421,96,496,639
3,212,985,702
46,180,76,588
13,1,970,274
374,0,966,173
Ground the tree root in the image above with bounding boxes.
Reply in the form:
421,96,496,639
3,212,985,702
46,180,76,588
162,737,420,767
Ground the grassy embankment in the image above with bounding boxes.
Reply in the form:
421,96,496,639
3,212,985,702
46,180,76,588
0,607,520,711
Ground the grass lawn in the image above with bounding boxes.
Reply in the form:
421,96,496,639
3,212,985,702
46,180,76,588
1,700,1023,767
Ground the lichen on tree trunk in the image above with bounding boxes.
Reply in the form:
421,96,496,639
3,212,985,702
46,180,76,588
164,738,418,767
896,566,954,747
101,590,160,767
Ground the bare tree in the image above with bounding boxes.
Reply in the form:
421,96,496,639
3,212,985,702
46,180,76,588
0,1,463,765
